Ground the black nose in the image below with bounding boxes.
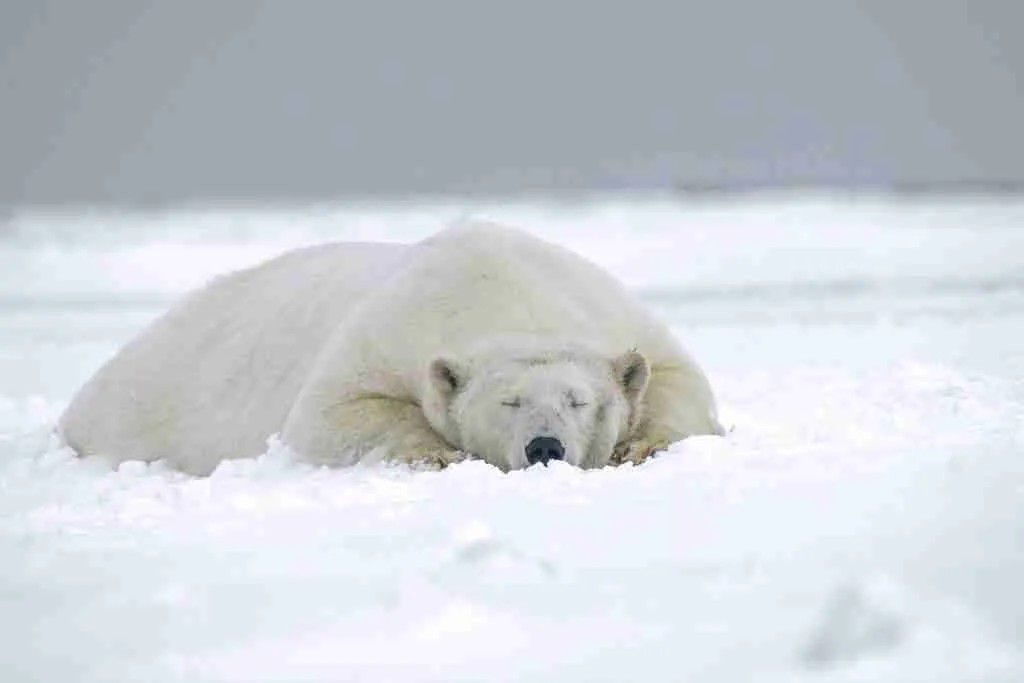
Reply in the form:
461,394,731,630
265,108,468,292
525,437,564,465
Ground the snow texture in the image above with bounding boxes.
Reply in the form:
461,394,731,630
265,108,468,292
2,195,1023,681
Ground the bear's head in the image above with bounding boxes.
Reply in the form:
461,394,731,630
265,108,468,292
422,345,650,470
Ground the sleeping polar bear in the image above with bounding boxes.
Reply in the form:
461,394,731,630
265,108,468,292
60,222,723,474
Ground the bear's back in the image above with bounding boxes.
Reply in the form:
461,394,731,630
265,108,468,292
313,223,686,398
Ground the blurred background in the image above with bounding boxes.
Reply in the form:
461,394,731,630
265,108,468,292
2,1,1022,209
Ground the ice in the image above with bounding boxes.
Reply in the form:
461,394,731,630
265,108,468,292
1,195,1023,681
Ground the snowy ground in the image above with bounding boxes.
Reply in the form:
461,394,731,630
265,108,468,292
2,195,1023,682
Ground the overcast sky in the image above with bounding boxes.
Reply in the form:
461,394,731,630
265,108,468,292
2,2,1022,206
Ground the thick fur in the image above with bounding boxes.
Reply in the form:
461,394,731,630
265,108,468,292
60,223,723,474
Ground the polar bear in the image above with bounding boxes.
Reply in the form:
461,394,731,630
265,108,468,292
60,222,722,474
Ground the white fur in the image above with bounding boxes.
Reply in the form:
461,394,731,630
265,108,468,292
61,223,722,474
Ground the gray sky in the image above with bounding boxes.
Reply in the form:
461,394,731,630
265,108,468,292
2,2,1022,206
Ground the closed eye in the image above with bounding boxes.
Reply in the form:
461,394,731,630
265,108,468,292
501,399,522,408
569,399,589,409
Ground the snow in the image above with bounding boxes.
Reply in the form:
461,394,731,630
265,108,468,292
2,195,1023,681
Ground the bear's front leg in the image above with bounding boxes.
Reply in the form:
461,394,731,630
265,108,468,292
611,363,725,466
282,395,465,469
611,434,672,466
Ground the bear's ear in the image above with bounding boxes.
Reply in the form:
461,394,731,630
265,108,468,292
429,357,466,397
612,349,650,403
